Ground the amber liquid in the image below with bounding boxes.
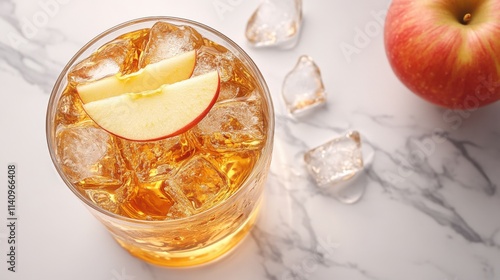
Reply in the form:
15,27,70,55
52,20,270,266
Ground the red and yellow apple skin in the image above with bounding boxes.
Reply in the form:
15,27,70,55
384,0,500,109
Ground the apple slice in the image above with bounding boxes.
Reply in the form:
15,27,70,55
83,71,220,141
77,50,197,103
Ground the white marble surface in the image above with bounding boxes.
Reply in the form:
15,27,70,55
1,0,500,279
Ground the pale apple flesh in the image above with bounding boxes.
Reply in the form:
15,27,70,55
77,50,197,103
82,71,220,141
384,0,500,109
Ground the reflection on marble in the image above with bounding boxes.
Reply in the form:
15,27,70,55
1,0,500,279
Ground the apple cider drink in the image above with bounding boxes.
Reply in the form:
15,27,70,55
46,18,274,267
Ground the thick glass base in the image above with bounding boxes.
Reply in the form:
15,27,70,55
114,205,261,267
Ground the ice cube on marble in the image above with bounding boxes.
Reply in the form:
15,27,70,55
282,55,326,116
304,131,364,189
245,0,303,48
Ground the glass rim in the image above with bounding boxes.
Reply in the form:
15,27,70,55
46,16,275,225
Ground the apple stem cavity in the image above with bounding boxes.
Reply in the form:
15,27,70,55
462,13,472,25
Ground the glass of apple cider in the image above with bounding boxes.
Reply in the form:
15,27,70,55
46,17,274,267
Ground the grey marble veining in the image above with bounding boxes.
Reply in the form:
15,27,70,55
0,0,79,94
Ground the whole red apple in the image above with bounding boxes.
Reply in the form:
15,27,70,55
384,0,500,109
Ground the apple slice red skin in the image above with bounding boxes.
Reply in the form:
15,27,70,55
143,75,220,142
83,72,220,142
